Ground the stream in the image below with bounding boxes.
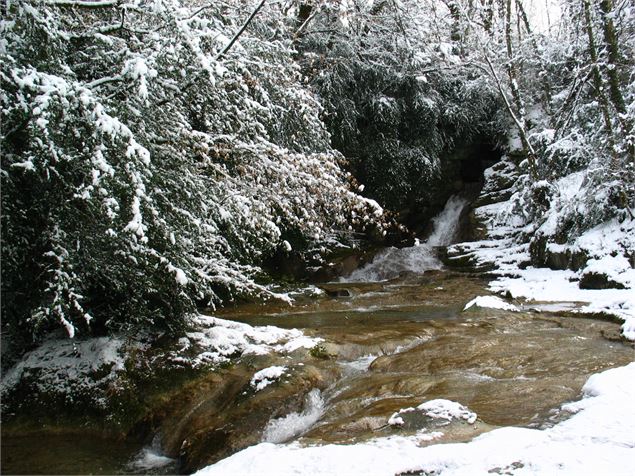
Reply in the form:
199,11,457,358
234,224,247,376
2,197,633,475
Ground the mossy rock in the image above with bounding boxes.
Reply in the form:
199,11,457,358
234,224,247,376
579,272,625,290
529,236,588,271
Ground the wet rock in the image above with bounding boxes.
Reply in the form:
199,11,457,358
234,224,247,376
335,416,387,434
439,247,495,273
529,236,588,271
324,288,352,298
162,364,337,473
579,271,625,290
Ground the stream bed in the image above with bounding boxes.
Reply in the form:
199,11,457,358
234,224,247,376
2,197,633,474
2,272,633,475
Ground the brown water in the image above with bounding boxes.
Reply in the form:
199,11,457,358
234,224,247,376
1,434,144,475
217,272,633,445
2,271,633,474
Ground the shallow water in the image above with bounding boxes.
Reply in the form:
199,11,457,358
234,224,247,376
0,433,141,475
5,271,631,475
216,273,634,448
3,196,633,474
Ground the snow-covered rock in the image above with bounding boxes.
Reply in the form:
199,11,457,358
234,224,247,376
463,295,518,312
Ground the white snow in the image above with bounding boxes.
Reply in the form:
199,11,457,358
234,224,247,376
387,413,405,426
250,366,288,391
389,399,477,426
194,363,635,476
416,399,478,425
463,295,518,312
583,254,635,288
194,162,634,476
0,337,127,406
488,267,635,339
449,199,634,339
167,264,189,285
182,315,322,367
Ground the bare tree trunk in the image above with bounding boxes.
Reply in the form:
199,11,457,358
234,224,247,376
502,0,537,175
515,0,553,114
216,0,267,60
480,0,494,33
515,0,531,34
598,0,626,115
504,0,523,114
484,56,538,179
445,0,463,43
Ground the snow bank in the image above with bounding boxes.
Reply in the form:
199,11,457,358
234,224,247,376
488,267,635,339
389,399,478,427
450,203,634,339
2,314,322,409
182,315,322,367
194,363,635,476
0,337,127,407
416,399,477,424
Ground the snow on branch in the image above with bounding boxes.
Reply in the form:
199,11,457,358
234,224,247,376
46,0,120,8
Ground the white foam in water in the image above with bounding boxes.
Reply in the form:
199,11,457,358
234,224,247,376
262,389,325,443
340,354,377,376
128,448,175,472
342,195,468,282
127,433,176,473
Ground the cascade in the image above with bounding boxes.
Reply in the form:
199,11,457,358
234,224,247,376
342,195,468,282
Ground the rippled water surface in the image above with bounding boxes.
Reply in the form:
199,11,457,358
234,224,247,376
3,196,633,474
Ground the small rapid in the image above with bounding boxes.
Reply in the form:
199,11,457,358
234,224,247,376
342,195,468,282
261,389,326,443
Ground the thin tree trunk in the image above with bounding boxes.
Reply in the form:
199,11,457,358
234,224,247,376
582,0,617,155
216,0,266,60
598,0,634,162
481,0,494,33
504,0,523,114
515,0,553,114
156,0,266,107
503,0,536,174
515,0,532,34
598,0,626,115
484,56,538,178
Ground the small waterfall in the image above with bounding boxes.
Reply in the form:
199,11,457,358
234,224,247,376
426,195,469,246
341,195,468,282
261,389,325,443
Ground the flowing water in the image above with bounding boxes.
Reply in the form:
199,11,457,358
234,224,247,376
342,196,468,282
2,195,633,474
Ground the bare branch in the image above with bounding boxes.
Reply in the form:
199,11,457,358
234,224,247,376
215,0,266,61
484,55,538,178
46,0,120,8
